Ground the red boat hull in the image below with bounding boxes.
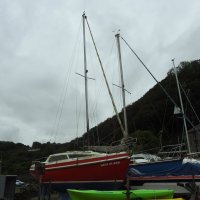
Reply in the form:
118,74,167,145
30,152,130,191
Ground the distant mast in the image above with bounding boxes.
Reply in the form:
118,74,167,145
115,33,128,140
172,59,191,153
82,13,90,145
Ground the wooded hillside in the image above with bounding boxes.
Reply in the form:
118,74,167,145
75,59,200,150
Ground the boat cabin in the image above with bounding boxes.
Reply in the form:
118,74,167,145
45,151,104,163
130,153,161,164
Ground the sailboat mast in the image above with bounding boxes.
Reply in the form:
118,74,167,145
115,33,128,139
82,13,90,143
172,59,191,153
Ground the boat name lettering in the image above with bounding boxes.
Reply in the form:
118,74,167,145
100,161,120,167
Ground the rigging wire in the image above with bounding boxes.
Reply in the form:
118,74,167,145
120,35,200,142
92,36,117,146
179,83,200,124
75,90,84,148
50,19,82,144
86,29,100,145
107,37,116,117
160,74,179,146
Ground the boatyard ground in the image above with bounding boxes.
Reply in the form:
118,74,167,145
14,182,199,200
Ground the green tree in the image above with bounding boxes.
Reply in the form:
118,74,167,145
133,130,160,154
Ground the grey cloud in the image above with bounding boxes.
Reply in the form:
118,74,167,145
0,0,200,145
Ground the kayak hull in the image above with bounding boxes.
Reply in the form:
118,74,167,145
67,189,174,200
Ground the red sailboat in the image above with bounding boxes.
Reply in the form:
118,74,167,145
30,151,129,191
30,13,130,192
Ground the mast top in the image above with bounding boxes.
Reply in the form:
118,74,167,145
82,12,87,19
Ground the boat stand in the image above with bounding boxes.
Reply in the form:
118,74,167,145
38,183,71,200
38,183,51,200
58,192,71,200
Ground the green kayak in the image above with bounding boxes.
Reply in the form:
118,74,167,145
67,189,174,200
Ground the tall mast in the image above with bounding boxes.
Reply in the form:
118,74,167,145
172,59,191,153
82,13,90,145
115,33,128,139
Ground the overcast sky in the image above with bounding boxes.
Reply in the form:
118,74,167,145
0,0,200,146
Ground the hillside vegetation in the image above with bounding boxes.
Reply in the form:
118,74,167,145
74,59,200,151
0,59,200,180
